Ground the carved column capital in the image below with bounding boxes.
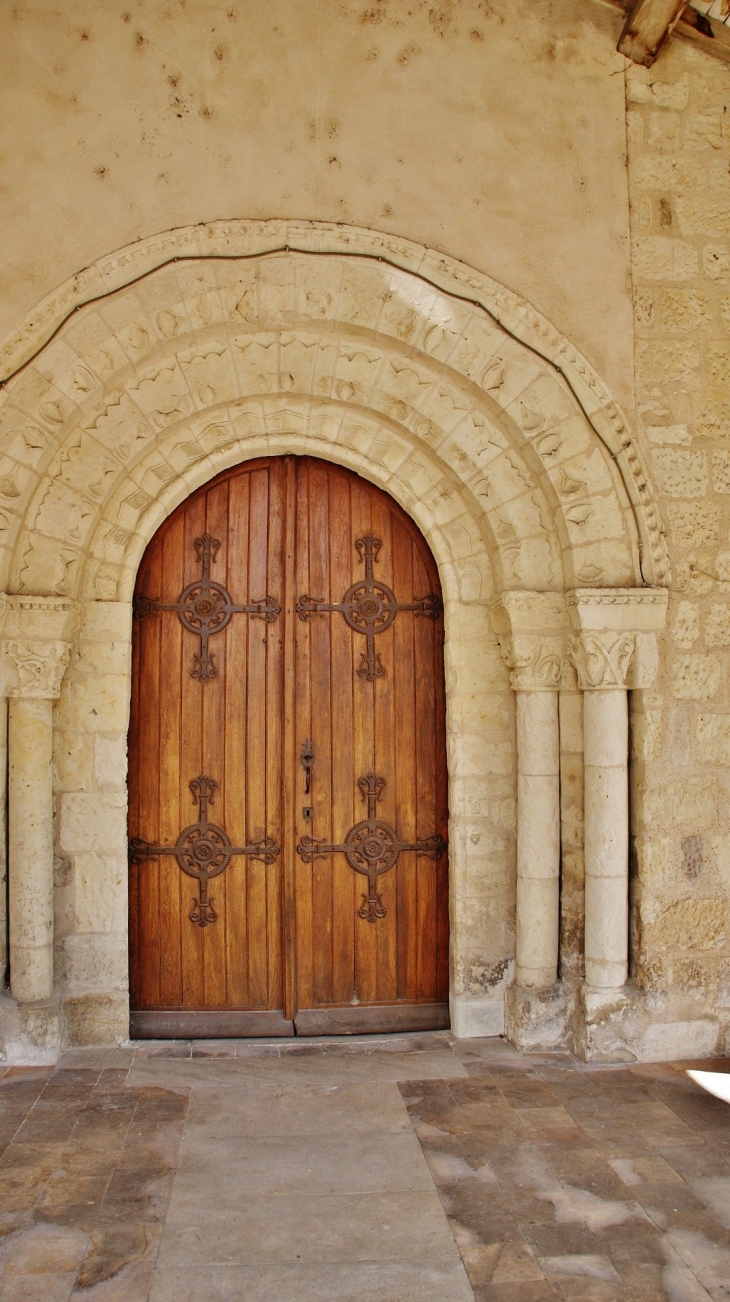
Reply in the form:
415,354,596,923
568,631,635,691
490,591,567,692
3,639,71,699
566,588,668,691
496,633,563,692
0,596,77,699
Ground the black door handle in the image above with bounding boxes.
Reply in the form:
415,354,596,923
301,739,314,794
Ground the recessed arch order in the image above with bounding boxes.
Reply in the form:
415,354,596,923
0,219,667,609
0,221,671,1053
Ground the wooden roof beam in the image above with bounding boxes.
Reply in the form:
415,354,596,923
678,4,730,64
618,0,689,64
603,0,730,66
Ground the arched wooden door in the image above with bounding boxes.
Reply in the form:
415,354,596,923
128,456,449,1036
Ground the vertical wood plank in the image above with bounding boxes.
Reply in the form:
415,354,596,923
293,458,314,1013
127,562,142,1007
351,476,377,1005
372,497,397,1003
432,553,450,1003
329,467,356,1005
265,459,286,1010
392,518,417,1002
308,459,333,1005
282,455,299,1020
200,480,230,1007
179,496,206,1007
224,470,251,1008
133,539,164,1006
413,541,439,1001
246,468,271,1006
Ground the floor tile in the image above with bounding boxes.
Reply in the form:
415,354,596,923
175,1130,433,1194
126,1047,467,1088
7,1036,730,1301
0,1274,76,1301
148,1259,474,1301
157,1189,462,1266
183,1079,410,1136
4,1222,89,1274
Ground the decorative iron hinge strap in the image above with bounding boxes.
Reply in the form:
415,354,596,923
297,772,446,923
296,534,442,682
134,533,280,682
129,774,280,928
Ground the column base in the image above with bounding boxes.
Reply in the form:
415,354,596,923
449,994,505,1039
573,983,640,1063
64,992,129,1046
505,981,574,1052
574,984,723,1063
0,988,65,1065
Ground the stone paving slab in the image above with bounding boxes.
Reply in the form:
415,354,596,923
183,1079,412,1137
175,1131,435,1195
0,1036,729,1299
125,1046,468,1089
157,1189,464,1269
147,1259,476,1301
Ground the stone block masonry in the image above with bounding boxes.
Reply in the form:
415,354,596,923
628,39,730,1048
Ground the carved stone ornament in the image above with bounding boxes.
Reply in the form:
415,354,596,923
566,588,668,633
568,631,635,691
3,638,71,699
495,633,563,692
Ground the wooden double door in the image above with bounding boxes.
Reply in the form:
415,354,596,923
128,456,449,1036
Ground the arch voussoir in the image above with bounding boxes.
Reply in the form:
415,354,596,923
0,226,664,605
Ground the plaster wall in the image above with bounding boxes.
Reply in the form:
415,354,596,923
0,0,635,413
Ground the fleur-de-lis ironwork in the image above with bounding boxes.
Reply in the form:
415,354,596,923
134,533,280,682
129,774,280,928
297,773,446,923
296,535,441,681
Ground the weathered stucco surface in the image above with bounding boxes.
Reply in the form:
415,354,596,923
0,0,635,412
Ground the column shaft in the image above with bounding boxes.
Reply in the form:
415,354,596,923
583,690,628,989
516,691,560,988
8,697,54,1002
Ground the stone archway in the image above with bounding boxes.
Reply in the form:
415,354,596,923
0,222,667,1061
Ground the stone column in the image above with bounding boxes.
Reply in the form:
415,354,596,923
0,601,76,1011
9,697,56,1001
568,589,668,993
491,593,567,997
515,690,561,987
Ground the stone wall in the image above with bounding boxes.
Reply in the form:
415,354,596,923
54,601,130,1044
627,39,730,1058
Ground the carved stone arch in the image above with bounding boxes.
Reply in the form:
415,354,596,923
96,404,495,611
0,221,667,606
0,223,673,1057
